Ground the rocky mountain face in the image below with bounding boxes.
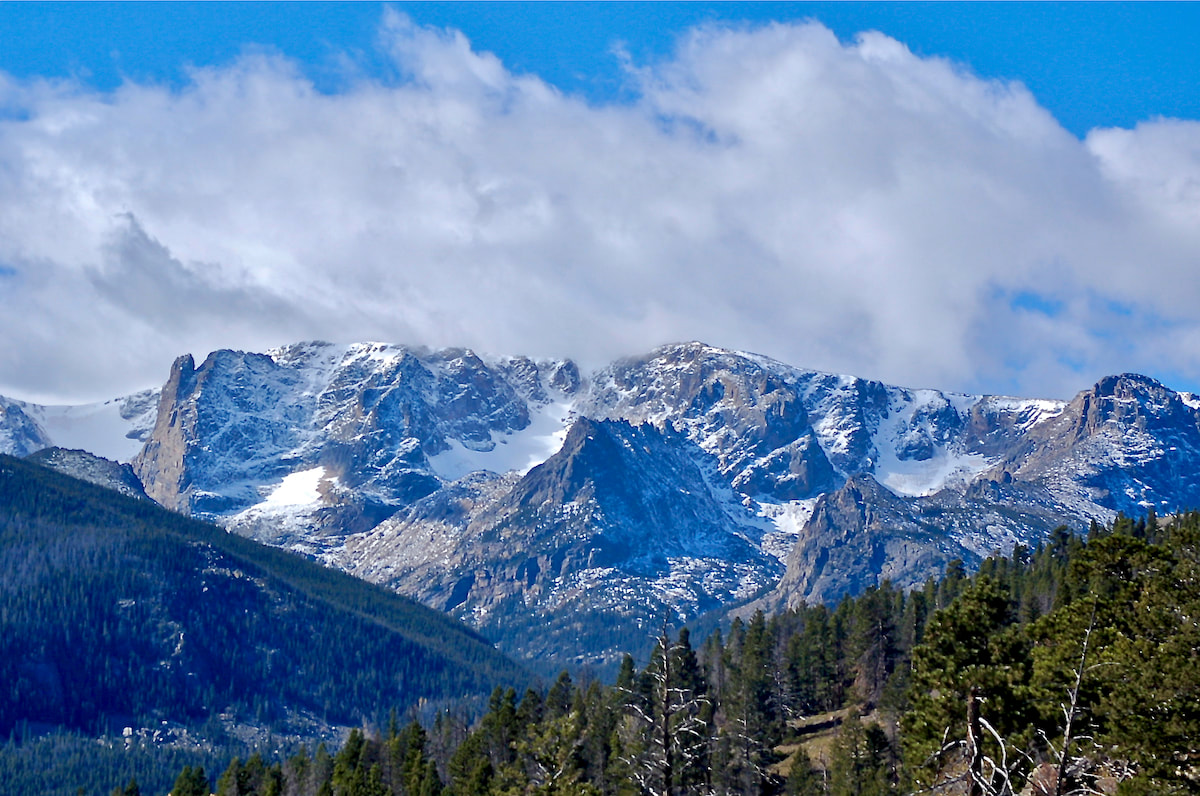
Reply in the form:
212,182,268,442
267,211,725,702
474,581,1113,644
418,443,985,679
0,397,50,457
1000,373,1200,512
6,340,1200,670
24,447,150,500
130,342,580,553
341,416,781,667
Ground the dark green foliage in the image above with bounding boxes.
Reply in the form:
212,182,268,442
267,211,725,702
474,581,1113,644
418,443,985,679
112,777,141,796
0,730,239,796
903,576,1037,791
145,512,1200,794
719,612,784,793
619,626,713,795
785,747,822,796
544,671,575,721
0,454,527,739
903,514,1200,796
845,585,899,708
827,715,895,796
172,765,210,796
782,604,844,716
6,453,1198,795
217,753,273,796
1038,521,1200,794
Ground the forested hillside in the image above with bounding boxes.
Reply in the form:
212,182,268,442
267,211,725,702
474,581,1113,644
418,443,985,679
185,512,1197,796
0,453,527,742
5,448,1196,795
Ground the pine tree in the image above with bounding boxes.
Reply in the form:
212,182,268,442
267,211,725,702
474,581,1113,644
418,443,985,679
1079,524,1200,792
545,671,575,721
785,747,823,796
847,585,898,709
111,778,141,796
903,576,1035,795
828,715,894,796
618,625,712,796
171,766,210,796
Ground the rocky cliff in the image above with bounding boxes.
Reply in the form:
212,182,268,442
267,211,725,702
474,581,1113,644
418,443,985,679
8,340,1200,669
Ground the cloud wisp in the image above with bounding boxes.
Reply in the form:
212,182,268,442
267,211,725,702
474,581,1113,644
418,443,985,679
1,12,1199,402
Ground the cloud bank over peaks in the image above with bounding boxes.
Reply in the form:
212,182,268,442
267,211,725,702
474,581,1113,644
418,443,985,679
1,12,1199,403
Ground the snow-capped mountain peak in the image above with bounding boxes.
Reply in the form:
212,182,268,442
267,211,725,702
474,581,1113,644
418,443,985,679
0,390,159,463
5,340,1198,669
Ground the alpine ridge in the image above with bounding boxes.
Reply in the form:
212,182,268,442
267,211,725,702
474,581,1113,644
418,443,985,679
0,452,528,742
5,340,1199,669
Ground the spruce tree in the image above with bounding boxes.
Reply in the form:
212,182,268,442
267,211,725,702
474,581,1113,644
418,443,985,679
171,766,209,796
903,576,1035,795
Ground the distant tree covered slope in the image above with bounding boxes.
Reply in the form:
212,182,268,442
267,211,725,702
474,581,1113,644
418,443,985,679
0,453,527,738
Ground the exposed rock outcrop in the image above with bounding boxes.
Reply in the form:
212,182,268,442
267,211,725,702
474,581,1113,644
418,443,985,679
24,447,149,500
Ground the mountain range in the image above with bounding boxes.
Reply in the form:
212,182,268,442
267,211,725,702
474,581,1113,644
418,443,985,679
6,340,1199,670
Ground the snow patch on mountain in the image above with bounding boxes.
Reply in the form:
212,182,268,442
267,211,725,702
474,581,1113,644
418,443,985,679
0,390,159,462
872,390,993,497
33,391,160,463
218,467,346,556
875,448,993,497
756,499,821,561
985,397,1067,430
430,399,575,479
261,466,331,508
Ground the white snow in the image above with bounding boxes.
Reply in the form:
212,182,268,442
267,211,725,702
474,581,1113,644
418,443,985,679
757,498,820,561
875,446,993,497
217,466,339,547
947,392,983,413
871,389,994,497
260,466,328,508
31,391,159,463
801,374,869,464
268,341,352,397
430,399,574,480
984,397,1066,429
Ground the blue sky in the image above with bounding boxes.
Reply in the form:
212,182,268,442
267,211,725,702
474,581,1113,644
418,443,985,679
1,3,1199,402
5,3,1199,135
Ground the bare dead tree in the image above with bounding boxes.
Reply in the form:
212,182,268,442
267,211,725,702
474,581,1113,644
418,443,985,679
618,624,713,796
924,601,1111,796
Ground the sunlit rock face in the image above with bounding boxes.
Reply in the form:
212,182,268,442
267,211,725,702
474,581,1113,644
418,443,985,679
130,342,578,550
13,339,1200,669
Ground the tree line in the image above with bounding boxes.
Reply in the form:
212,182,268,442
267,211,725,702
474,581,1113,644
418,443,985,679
0,453,526,741
171,509,1199,795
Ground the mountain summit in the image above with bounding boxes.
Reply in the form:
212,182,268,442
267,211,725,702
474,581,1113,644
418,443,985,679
5,341,1198,668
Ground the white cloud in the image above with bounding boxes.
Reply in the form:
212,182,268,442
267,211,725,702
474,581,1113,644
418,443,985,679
1,13,1199,402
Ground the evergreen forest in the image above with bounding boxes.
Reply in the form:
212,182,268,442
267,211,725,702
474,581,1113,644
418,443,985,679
0,453,528,793
3,452,1197,795
163,512,1197,796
